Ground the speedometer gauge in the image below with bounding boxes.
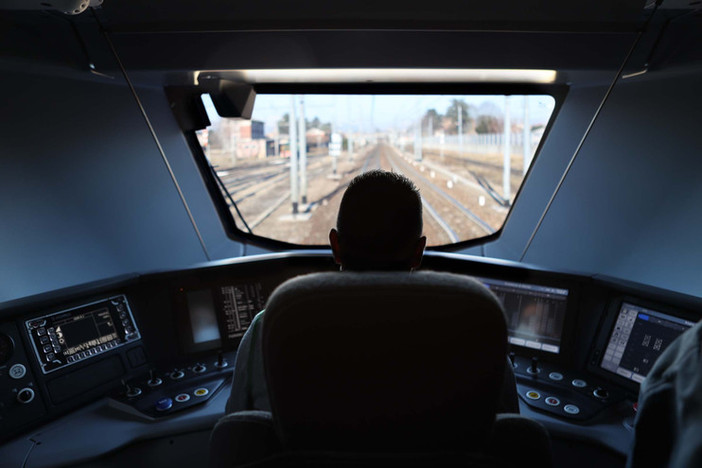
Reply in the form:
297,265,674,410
0,333,14,365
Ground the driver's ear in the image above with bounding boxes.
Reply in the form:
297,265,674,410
329,228,343,266
410,236,426,270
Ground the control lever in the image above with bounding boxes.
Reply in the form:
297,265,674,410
215,351,228,369
147,369,163,387
528,357,540,376
122,379,142,398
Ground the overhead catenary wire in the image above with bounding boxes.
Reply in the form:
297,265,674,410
91,8,212,260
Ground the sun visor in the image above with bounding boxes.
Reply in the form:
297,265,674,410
200,78,256,119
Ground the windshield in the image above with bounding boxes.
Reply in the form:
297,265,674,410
197,93,555,246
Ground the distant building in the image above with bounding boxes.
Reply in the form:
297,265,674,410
206,119,272,167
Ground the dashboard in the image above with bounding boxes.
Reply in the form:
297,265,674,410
0,250,700,467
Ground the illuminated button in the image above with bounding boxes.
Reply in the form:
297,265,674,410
571,379,587,388
9,364,26,379
155,397,173,412
194,388,209,397
525,391,541,400
548,372,563,381
564,404,580,415
545,396,560,407
175,393,191,403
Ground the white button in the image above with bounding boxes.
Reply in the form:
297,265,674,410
571,379,587,388
9,364,26,379
548,372,563,381
564,404,580,415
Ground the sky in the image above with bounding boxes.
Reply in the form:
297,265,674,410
204,94,556,135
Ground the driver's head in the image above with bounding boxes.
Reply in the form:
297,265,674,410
329,170,426,271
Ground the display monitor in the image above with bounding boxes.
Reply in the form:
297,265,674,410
478,278,569,354
600,303,695,384
179,282,266,354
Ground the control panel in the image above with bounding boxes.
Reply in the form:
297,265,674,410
25,295,140,374
512,354,628,421
110,352,234,418
0,322,46,439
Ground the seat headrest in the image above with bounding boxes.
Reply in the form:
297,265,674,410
263,271,507,452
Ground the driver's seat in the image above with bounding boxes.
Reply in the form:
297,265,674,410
210,271,551,467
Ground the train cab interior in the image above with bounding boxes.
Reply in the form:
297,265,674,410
1,0,701,466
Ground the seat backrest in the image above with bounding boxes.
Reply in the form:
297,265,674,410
262,271,508,452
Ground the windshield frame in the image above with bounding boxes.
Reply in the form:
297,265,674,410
188,82,568,252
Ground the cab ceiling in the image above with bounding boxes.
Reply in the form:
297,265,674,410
82,0,651,33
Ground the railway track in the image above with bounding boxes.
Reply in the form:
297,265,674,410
383,145,495,236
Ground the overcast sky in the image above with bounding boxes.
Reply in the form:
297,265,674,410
204,94,555,135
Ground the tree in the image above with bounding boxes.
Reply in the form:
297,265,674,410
475,115,503,134
278,113,290,135
444,99,471,134
421,109,442,136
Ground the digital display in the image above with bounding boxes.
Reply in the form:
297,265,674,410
219,284,265,340
478,278,569,354
600,303,695,384
26,295,140,374
186,289,221,345
179,282,266,354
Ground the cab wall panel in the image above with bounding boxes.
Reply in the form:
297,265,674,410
0,71,209,302
520,70,702,297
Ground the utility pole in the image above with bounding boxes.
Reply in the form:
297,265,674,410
298,96,308,204
229,121,237,167
522,96,531,175
503,96,511,201
458,103,463,157
414,120,422,161
289,95,299,215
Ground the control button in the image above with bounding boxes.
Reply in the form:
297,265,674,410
548,372,564,381
193,363,207,374
9,364,26,379
170,370,185,380
175,393,191,403
37,327,46,336
126,386,142,398
564,404,580,415
17,387,35,404
43,344,52,353
593,387,610,399
194,388,209,397
40,336,49,344
47,327,55,335
53,345,61,353
525,390,540,400
545,396,560,407
46,353,55,361
67,356,75,363
571,379,587,388
155,397,173,412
